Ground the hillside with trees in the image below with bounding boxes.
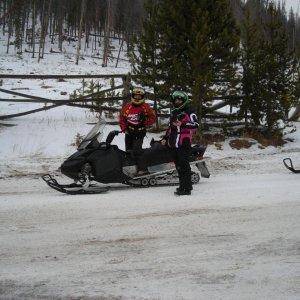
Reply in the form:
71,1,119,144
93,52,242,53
0,0,299,137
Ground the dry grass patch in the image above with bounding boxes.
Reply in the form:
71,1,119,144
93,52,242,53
229,139,253,150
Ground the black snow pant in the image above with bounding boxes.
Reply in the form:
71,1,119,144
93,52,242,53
125,132,145,154
174,144,192,191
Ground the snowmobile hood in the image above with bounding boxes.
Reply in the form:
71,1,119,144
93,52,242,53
78,119,106,150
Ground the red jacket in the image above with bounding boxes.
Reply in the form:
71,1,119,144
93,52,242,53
119,102,156,133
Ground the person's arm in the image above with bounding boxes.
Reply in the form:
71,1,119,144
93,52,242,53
144,104,156,126
119,106,128,132
179,112,199,129
161,126,171,142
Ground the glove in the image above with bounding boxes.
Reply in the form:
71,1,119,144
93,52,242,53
160,139,167,146
139,113,146,123
177,112,185,121
172,120,182,127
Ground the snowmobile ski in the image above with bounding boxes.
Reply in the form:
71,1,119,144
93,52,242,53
42,174,109,195
283,158,300,174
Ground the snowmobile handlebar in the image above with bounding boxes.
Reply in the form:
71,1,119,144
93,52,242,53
105,130,123,145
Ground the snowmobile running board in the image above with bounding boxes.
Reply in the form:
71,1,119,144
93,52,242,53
283,158,300,174
42,174,109,195
128,160,210,187
131,160,210,180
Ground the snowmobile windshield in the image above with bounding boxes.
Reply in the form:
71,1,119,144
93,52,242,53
78,119,106,150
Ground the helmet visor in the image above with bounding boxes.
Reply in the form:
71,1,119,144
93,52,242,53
173,96,185,107
132,94,144,100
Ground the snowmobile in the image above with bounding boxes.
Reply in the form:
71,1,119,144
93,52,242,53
283,158,300,174
42,119,210,195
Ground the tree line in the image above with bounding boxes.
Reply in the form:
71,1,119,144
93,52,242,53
0,0,146,62
0,0,299,134
131,0,300,134
0,0,299,57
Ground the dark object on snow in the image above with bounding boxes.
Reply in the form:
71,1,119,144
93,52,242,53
283,158,300,173
42,119,210,194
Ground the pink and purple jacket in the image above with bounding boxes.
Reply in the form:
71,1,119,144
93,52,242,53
165,107,199,148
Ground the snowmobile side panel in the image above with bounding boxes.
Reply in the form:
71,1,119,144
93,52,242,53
61,148,96,180
87,147,126,183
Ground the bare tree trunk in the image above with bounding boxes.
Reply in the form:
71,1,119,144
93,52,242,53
41,0,52,57
115,38,124,68
58,1,63,52
102,0,112,67
50,11,55,44
76,0,87,65
38,0,46,62
84,17,89,50
6,13,12,54
2,0,6,35
32,0,36,58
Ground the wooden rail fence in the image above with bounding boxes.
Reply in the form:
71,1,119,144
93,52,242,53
0,73,243,127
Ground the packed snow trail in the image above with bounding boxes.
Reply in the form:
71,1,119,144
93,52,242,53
0,172,299,299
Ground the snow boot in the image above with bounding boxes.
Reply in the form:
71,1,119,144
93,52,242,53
176,186,193,193
174,188,191,196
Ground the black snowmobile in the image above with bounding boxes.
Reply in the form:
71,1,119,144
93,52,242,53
42,119,210,194
283,158,300,174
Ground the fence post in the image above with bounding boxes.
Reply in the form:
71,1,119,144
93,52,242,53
122,73,131,105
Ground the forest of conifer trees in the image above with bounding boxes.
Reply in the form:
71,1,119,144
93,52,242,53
0,1,299,58
0,0,299,133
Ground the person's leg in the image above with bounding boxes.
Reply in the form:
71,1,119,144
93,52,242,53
136,148,153,173
131,131,146,153
132,136,144,155
125,133,133,151
175,145,192,193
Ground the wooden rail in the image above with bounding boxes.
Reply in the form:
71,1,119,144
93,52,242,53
0,74,133,79
0,73,243,126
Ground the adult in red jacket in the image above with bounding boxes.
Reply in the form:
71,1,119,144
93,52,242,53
119,87,156,152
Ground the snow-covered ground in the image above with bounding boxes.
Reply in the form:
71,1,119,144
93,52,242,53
0,170,299,299
0,42,300,299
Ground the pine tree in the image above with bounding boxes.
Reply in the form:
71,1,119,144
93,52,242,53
129,0,162,128
262,3,297,130
240,2,297,132
240,6,264,127
13,0,25,54
155,0,240,122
